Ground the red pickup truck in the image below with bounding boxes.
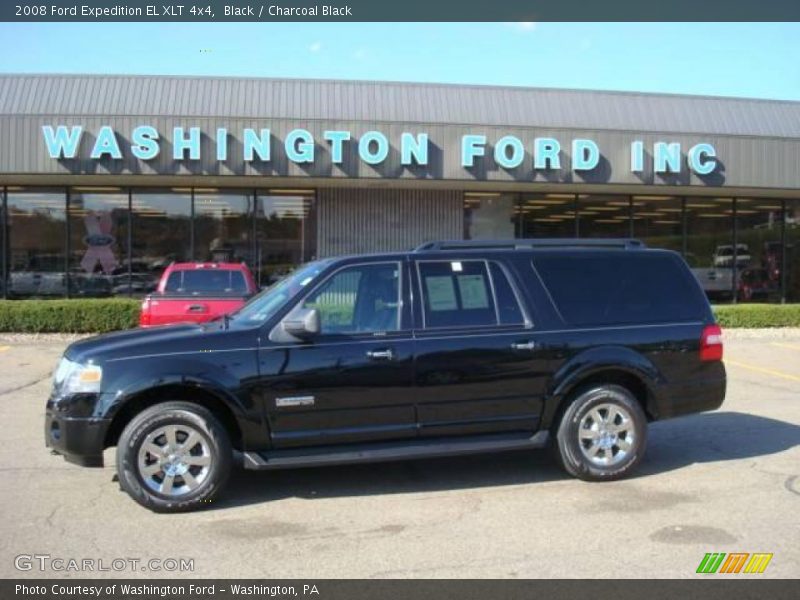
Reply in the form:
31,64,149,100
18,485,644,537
139,262,258,327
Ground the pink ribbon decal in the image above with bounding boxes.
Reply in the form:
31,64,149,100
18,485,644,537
81,211,118,274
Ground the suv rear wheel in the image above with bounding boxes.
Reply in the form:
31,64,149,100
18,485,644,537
116,401,232,512
555,384,647,481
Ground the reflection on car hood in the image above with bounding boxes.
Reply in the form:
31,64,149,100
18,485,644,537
65,322,220,364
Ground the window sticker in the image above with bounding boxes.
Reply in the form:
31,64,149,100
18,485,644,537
451,261,463,272
457,274,489,309
425,276,458,311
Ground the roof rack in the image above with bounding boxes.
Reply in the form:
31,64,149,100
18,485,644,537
413,239,647,252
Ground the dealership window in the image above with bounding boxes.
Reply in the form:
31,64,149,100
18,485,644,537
464,193,517,240
0,188,4,297
578,195,631,238
632,195,683,253
734,199,784,302
256,191,317,288
1,187,796,308
67,188,129,298
517,194,577,238
783,200,800,303
5,188,67,298
685,197,734,302
193,189,254,265
129,189,192,295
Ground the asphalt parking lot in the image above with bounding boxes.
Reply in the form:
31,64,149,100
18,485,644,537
0,333,798,579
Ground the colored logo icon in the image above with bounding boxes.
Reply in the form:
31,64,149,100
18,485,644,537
696,552,773,574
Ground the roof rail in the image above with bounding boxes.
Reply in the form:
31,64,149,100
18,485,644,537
413,238,647,252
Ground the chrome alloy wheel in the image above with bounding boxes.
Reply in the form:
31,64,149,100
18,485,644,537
137,424,212,497
578,403,636,467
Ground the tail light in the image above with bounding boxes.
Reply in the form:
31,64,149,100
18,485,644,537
700,324,723,362
139,298,151,327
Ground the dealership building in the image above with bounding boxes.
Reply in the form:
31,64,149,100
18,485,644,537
0,73,798,301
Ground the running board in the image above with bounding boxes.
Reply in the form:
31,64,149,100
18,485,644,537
242,431,549,470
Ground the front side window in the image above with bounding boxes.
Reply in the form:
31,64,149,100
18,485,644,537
302,263,401,334
418,260,498,328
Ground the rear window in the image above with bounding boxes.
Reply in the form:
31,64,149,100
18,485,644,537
164,269,248,294
533,252,705,326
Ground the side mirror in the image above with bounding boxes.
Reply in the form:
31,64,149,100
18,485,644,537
282,307,320,339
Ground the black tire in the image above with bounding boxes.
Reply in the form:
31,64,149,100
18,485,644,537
116,401,232,513
554,384,647,481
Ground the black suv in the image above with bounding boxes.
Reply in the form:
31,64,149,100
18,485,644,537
46,239,726,512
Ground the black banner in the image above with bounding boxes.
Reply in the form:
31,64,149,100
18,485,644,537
2,0,800,22
4,580,800,600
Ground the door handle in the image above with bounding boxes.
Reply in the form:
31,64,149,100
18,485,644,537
511,341,537,351
366,348,395,361
187,304,208,312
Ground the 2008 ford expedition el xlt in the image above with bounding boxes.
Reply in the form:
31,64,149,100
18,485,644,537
45,239,726,512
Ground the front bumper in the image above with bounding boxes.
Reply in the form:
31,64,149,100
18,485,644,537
45,409,111,467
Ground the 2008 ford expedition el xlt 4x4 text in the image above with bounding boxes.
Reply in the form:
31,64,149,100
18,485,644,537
45,239,726,512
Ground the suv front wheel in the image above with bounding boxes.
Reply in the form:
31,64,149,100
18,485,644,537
116,401,232,512
555,384,647,481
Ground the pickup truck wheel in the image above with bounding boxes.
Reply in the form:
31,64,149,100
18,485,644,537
116,401,232,513
555,384,647,481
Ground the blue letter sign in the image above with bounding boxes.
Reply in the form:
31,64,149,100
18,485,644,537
41,125,719,179
572,139,600,171
131,125,160,160
173,127,201,160
688,143,717,175
461,134,487,167
42,125,83,159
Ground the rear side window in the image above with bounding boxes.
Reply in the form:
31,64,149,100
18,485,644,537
489,262,525,325
533,253,705,326
165,270,247,294
418,260,499,328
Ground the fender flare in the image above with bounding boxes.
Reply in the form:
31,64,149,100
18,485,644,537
541,345,664,429
100,373,247,422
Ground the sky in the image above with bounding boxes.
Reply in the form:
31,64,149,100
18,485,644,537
0,22,798,100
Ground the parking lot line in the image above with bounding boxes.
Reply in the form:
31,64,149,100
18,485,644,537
725,358,800,383
771,342,800,351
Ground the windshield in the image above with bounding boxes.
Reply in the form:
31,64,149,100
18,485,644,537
231,260,331,324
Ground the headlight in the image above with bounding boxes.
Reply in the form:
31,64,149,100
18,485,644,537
53,357,74,387
53,358,102,394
